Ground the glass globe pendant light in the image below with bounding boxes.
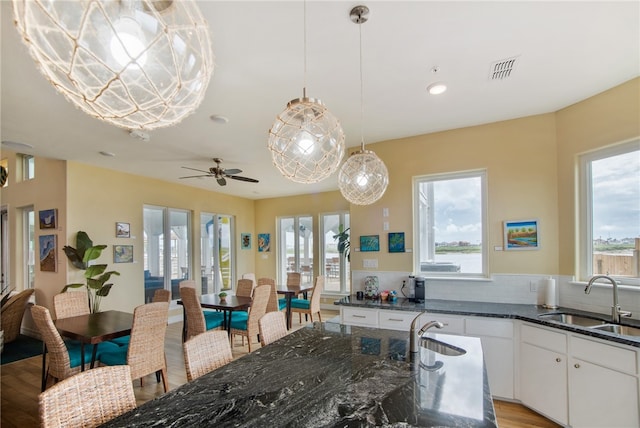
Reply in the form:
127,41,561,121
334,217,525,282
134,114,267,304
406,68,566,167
338,5,389,205
12,0,214,130
268,1,345,184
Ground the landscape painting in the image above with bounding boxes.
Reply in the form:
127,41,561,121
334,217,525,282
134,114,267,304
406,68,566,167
39,234,57,272
504,219,539,250
258,233,270,252
39,209,57,229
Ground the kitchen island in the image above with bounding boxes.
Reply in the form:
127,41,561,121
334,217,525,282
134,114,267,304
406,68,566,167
103,322,496,427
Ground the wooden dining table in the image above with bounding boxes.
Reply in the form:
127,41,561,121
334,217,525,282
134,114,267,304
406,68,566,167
276,283,314,329
178,294,252,340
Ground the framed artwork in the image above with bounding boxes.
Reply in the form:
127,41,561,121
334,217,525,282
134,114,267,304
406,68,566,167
360,235,380,252
388,232,405,253
504,219,540,251
116,222,130,238
39,234,57,272
241,233,251,250
113,245,134,263
258,233,271,252
39,208,57,229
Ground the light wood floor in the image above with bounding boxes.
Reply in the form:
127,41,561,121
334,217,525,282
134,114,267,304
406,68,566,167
2,309,559,427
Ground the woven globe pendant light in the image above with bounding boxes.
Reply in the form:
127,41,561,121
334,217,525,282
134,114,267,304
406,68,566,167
268,2,345,184
12,0,214,130
338,5,389,205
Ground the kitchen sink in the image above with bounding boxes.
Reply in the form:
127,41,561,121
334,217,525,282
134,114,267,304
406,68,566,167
538,312,607,327
590,324,640,337
420,337,466,356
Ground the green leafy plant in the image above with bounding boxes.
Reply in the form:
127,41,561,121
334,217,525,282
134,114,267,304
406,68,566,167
333,224,350,262
62,231,120,313
218,291,228,299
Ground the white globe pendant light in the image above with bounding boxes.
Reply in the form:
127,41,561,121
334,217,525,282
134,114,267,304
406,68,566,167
338,5,389,205
12,0,214,130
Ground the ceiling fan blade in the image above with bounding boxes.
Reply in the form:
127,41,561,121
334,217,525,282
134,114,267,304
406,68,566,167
227,175,259,183
222,168,242,175
181,166,211,174
217,177,227,186
179,174,212,179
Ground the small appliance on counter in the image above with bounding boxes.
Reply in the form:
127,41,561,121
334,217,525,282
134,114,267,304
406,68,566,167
402,275,426,303
364,276,379,299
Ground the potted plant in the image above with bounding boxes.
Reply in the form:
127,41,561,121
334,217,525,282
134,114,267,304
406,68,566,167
332,224,350,262
218,291,228,301
61,231,120,313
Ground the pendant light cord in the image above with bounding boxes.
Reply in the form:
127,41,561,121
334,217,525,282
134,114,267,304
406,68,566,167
302,0,307,98
359,21,365,151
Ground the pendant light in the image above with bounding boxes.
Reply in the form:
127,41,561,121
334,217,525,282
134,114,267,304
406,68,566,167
338,5,389,206
12,0,214,130
268,1,345,184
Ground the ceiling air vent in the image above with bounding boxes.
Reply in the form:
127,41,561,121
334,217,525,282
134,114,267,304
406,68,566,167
489,56,519,80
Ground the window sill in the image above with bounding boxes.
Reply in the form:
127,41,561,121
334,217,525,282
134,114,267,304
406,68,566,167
569,280,640,292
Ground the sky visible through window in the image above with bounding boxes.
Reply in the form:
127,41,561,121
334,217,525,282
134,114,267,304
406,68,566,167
433,176,482,245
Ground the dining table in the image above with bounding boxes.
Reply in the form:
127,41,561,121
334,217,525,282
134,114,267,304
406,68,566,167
276,282,314,329
178,294,252,340
50,310,133,388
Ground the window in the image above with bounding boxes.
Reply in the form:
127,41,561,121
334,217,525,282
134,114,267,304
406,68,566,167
143,206,191,301
414,170,487,277
320,212,350,294
23,206,35,289
200,213,235,293
22,154,34,180
277,216,313,285
579,140,639,285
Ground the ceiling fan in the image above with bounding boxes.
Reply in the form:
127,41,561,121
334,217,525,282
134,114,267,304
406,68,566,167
180,158,259,186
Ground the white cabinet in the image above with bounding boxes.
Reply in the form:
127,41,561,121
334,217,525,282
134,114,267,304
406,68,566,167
519,336,568,425
340,307,377,328
378,310,420,331
568,336,639,428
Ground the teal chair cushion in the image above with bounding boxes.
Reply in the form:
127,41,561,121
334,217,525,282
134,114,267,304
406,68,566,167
98,345,129,366
229,316,248,331
290,298,310,310
230,311,248,323
204,311,225,330
277,298,287,310
109,335,131,347
66,341,120,368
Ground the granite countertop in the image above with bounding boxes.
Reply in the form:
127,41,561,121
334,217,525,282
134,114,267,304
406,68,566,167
103,323,496,428
335,297,640,348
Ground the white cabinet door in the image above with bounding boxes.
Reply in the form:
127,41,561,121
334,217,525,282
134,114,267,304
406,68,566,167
519,342,568,425
340,307,378,327
569,357,639,428
378,310,420,331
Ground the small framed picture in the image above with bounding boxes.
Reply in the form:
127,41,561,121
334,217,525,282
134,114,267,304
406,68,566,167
388,232,405,253
504,219,540,251
39,209,57,229
39,234,57,272
258,233,271,252
113,245,134,263
360,235,380,252
241,233,251,250
116,222,130,238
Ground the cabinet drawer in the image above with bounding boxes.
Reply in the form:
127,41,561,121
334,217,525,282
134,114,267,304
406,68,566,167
521,323,567,353
571,336,637,374
378,310,420,331
465,317,513,339
341,307,378,327
424,314,465,335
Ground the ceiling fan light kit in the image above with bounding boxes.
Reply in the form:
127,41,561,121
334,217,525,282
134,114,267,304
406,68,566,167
338,5,389,205
180,158,258,187
12,0,214,130
267,0,345,184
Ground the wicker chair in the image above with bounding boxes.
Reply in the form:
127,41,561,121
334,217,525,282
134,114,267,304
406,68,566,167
241,273,257,288
291,275,324,324
236,278,254,298
183,330,233,382
1,289,35,343
53,290,89,320
180,286,224,342
286,272,301,287
152,289,171,303
31,305,117,391
179,280,196,289
259,277,286,313
39,365,136,428
230,284,270,352
258,311,287,346
99,302,170,392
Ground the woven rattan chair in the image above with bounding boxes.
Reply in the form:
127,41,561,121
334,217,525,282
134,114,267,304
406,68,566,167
291,275,324,324
241,273,257,288
259,277,287,313
152,288,171,303
180,286,224,342
1,289,35,343
286,272,301,287
230,284,270,352
31,305,115,391
39,365,136,428
99,302,170,392
236,278,254,298
183,330,233,382
179,280,196,288
258,311,288,346
53,290,89,320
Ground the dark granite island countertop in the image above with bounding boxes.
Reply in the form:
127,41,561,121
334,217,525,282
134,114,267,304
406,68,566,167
103,322,496,427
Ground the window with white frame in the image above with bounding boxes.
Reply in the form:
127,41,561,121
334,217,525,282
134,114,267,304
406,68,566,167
23,206,35,289
320,212,350,294
414,170,487,277
200,213,235,293
22,154,34,180
579,140,640,285
277,216,313,286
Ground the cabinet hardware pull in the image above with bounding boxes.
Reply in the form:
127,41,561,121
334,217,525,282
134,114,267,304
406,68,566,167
352,315,366,318
388,318,403,322
556,358,561,362
574,363,580,369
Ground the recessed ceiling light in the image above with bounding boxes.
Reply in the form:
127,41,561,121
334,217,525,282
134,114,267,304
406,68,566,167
210,114,229,124
1,140,34,150
129,130,150,142
99,151,116,157
427,82,447,95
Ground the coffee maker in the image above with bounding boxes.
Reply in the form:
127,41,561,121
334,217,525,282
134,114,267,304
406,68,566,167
414,276,426,303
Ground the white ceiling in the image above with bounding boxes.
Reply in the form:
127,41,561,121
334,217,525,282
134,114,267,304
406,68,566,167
1,1,638,200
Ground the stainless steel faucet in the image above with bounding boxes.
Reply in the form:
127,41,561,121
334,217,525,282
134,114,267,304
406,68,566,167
409,313,445,358
585,275,632,324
